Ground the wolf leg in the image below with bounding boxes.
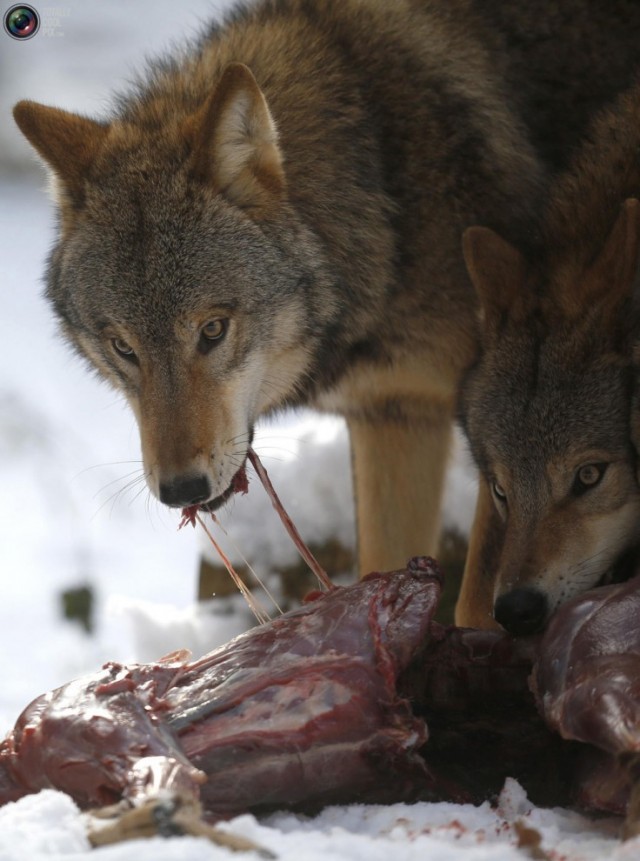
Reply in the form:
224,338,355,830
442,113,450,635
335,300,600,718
455,479,502,629
347,411,451,576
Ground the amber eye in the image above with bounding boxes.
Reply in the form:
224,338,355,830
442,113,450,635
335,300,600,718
574,463,607,494
202,319,227,341
199,319,228,353
112,337,136,360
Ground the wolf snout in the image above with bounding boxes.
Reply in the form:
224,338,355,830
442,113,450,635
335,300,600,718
159,474,212,508
493,587,548,636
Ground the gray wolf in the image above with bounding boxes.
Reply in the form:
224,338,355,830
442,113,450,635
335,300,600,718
11,0,640,581
456,82,640,634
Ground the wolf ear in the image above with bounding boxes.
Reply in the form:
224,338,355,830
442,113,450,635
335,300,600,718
12,101,108,204
462,226,528,329
581,198,640,311
190,63,285,213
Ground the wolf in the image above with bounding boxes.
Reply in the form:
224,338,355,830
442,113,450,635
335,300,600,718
12,0,640,581
456,83,640,634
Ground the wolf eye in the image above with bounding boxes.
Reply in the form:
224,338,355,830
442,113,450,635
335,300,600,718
199,318,228,353
573,463,607,495
202,319,226,340
111,337,136,361
492,480,507,502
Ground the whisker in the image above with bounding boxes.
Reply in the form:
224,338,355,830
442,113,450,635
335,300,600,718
226,431,253,446
91,473,147,520
252,445,299,457
72,460,144,482
144,494,170,532
109,478,147,519
247,453,286,464
560,547,616,589
227,455,245,470
92,468,146,500
126,477,154,510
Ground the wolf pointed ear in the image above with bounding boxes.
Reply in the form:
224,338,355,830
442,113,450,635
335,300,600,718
582,198,640,310
462,226,528,329
189,63,285,213
13,101,108,204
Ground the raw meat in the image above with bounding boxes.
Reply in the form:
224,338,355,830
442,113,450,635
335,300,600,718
0,558,441,817
3,558,640,839
532,574,640,828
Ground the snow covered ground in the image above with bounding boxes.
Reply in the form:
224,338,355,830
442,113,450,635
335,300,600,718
0,2,636,859
0,779,633,861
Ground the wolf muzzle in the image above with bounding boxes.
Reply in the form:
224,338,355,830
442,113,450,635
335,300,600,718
158,473,213,508
493,588,548,637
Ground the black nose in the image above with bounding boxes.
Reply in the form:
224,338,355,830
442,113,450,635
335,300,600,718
494,588,548,636
159,474,212,507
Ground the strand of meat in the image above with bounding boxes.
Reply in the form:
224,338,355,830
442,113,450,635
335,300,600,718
180,446,334,620
246,448,335,592
192,512,272,624
209,512,283,614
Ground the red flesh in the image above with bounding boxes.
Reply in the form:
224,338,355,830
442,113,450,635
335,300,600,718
0,559,441,816
533,574,640,755
3,561,640,820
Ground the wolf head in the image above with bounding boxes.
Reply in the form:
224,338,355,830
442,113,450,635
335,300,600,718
459,199,640,635
13,64,337,509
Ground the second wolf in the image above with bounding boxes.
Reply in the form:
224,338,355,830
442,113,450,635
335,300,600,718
457,83,640,634
12,0,640,580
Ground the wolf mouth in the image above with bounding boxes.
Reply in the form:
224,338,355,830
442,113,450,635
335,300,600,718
596,545,640,588
196,428,255,513
201,463,250,512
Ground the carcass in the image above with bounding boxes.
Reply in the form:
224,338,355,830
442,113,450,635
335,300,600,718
3,556,640,847
0,557,443,842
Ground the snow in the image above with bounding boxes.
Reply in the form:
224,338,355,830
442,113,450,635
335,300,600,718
0,781,633,861
0,2,633,859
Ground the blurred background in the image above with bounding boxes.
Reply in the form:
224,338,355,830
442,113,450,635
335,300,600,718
0,1,477,726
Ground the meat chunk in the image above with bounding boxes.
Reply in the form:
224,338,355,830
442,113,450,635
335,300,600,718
0,558,441,817
533,575,640,756
532,574,640,830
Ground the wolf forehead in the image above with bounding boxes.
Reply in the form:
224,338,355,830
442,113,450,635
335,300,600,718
46,172,307,331
460,339,635,471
